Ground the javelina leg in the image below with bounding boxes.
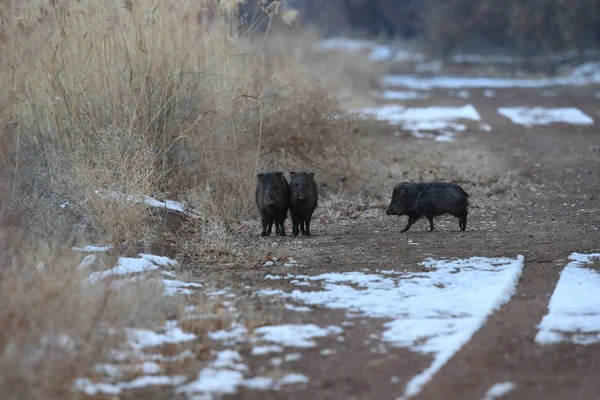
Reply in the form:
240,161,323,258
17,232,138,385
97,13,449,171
305,217,311,237
277,217,286,236
275,223,281,236
426,215,435,231
300,219,306,235
400,214,421,233
291,215,300,236
261,216,269,237
266,218,274,236
459,214,467,231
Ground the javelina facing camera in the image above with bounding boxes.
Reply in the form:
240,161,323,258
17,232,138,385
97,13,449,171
288,171,318,237
255,172,289,237
385,182,469,232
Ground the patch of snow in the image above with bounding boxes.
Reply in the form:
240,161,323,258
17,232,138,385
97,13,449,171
253,324,343,348
177,347,308,396
74,375,186,395
139,254,179,267
456,90,470,99
88,257,158,284
284,353,303,362
255,289,285,296
320,349,337,355
355,104,481,140
251,345,284,356
258,256,524,400
290,280,312,286
314,37,423,63
482,381,516,400
415,60,442,74
87,254,179,285
264,261,275,267
243,376,275,390
480,123,493,132
382,63,600,90
207,325,248,343
177,368,244,395
127,321,197,350
314,37,374,52
284,303,312,312
211,350,247,371
394,49,426,62
94,190,199,217
162,279,203,296
94,361,163,378
498,107,594,126
369,45,392,62
484,90,496,98
72,245,114,252
374,90,429,101
277,373,309,386
77,254,97,270
535,253,600,345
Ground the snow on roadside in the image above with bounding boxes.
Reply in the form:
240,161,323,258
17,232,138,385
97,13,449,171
355,104,481,142
258,255,525,400
253,325,343,348
497,107,594,126
481,381,516,400
80,249,203,297
314,37,424,63
535,252,600,345
72,245,114,252
176,348,310,397
88,256,159,284
127,320,197,350
74,375,187,396
382,63,600,89
94,189,200,218
372,90,429,101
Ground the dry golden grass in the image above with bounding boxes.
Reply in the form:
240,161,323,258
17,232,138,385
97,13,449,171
0,0,379,246
0,1,384,397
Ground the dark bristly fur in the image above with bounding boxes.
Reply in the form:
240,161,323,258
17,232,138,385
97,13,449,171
255,172,289,237
385,182,469,232
288,171,318,237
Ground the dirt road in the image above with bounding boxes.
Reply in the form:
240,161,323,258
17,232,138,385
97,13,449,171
188,85,600,400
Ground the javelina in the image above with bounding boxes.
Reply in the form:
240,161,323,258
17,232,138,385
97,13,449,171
255,172,289,237
288,171,318,237
385,182,469,232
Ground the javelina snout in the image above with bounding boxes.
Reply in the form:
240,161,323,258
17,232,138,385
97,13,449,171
289,171,318,237
386,181,469,233
255,172,289,237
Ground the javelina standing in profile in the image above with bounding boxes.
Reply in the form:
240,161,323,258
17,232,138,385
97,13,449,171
255,172,289,237
385,182,469,232
288,171,318,237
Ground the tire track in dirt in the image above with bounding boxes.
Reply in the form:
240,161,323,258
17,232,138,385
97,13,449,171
189,88,600,400
413,91,600,400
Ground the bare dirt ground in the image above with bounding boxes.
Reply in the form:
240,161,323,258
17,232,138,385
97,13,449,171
115,85,600,400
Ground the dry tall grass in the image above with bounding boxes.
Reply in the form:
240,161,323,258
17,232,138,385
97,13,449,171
0,0,381,397
0,0,372,246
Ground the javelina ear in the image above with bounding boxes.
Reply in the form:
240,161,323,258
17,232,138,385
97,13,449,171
275,172,283,177
308,172,315,179
289,171,296,178
256,173,265,181
399,188,407,196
